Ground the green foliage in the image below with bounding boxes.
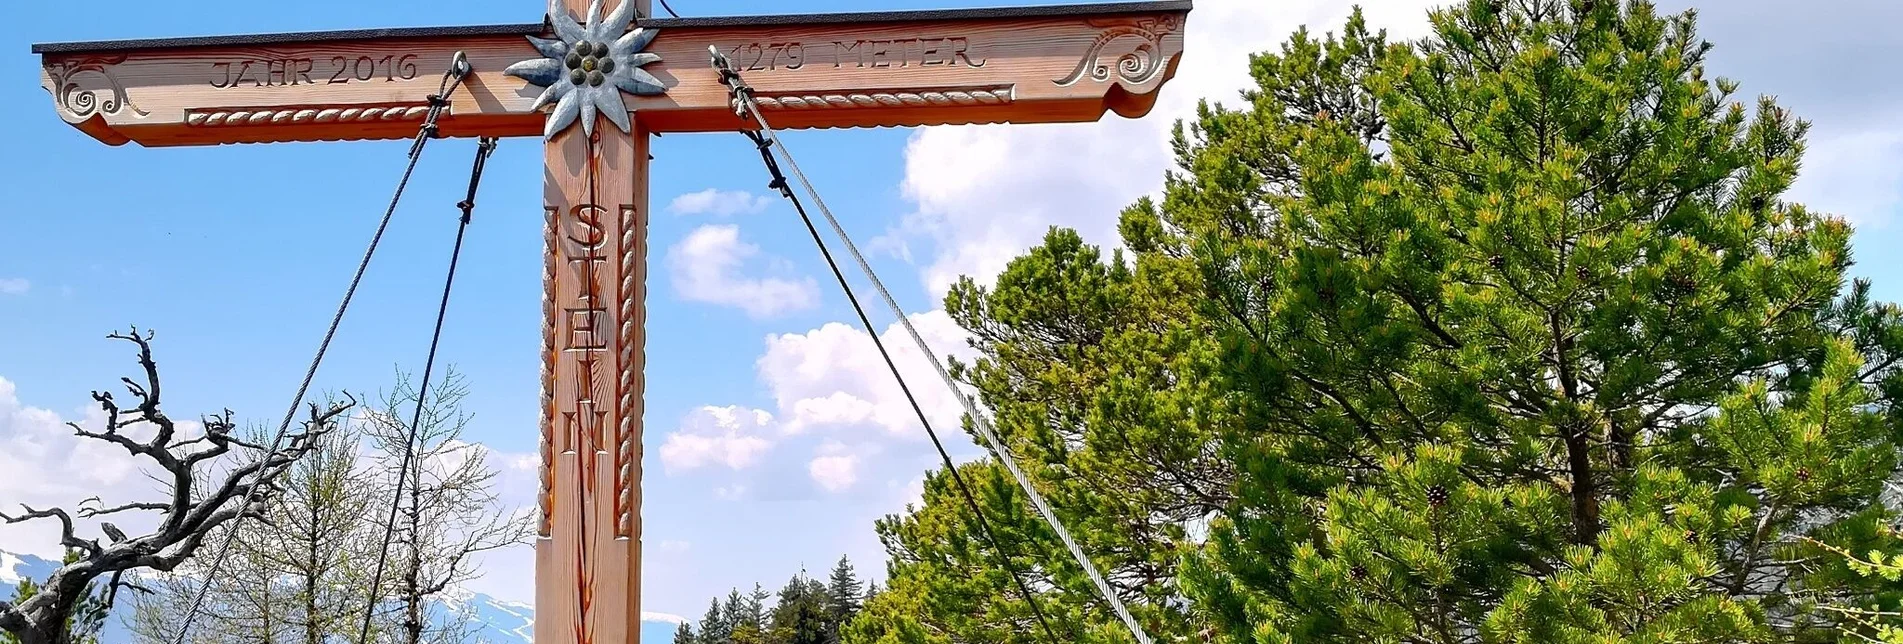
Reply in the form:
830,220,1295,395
688,558,866,644
849,1,1903,643
769,575,829,644
824,557,861,644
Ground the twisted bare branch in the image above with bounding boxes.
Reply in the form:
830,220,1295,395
0,329,354,644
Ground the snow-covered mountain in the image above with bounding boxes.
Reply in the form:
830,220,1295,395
0,550,679,643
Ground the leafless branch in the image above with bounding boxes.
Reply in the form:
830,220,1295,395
0,329,355,644
76,498,169,519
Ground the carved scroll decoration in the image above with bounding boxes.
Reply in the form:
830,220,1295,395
185,103,431,127
1054,15,1185,87
45,56,147,120
754,86,1015,110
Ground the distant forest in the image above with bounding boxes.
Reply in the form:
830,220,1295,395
672,556,870,644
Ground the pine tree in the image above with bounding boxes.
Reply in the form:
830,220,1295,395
849,1,1903,642
849,230,1222,643
672,622,697,644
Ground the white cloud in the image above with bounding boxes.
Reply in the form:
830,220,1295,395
0,279,26,295
0,551,25,584
892,476,927,510
809,442,861,493
1647,0,1903,226
1789,122,1903,227
643,611,689,625
713,484,748,500
659,405,776,474
668,189,772,217
881,0,1441,298
0,375,202,560
755,310,977,438
667,224,820,318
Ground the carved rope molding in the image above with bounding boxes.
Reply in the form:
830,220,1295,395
753,86,1015,110
1055,14,1186,87
539,206,560,539
185,103,431,127
615,204,641,540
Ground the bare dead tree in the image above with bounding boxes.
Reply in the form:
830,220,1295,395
0,329,354,644
364,369,532,644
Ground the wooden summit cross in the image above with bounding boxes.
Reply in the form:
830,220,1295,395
31,0,1190,640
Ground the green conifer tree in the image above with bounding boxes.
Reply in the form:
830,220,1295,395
849,1,1903,642
822,556,861,643
673,622,697,644
770,573,829,644
695,598,726,644
748,583,771,632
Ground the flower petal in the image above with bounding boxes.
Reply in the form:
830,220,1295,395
527,36,569,60
599,0,637,41
581,89,600,135
530,82,569,112
625,52,661,68
595,86,631,134
550,0,585,44
504,57,565,88
614,67,666,95
546,91,583,138
583,0,605,32
612,27,658,57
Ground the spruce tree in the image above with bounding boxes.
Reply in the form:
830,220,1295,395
770,573,829,644
748,583,771,632
673,623,697,644
695,598,726,644
729,586,766,644
822,556,861,642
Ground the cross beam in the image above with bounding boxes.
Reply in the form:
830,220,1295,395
34,1,1190,146
31,1,1190,641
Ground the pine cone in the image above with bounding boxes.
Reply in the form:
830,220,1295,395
1684,529,1698,543
1349,565,1369,581
1796,467,1812,483
1487,255,1506,270
1426,485,1451,508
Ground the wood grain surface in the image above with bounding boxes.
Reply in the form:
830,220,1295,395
533,4,647,642
38,5,1187,146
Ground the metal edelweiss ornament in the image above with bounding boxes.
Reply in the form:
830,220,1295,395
505,0,665,138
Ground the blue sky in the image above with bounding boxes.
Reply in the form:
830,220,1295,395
4,0,1903,625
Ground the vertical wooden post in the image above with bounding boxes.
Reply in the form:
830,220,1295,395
537,1,650,640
